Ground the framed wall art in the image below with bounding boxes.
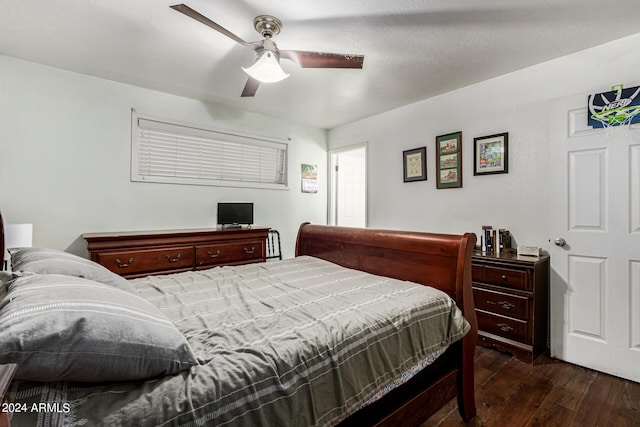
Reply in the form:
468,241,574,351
301,164,318,193
403,146,427,182
474,132,508,175
435,131,462,189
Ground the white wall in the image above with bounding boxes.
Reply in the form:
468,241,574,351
329,33,640,251
4,32,640,259
0,56,328,259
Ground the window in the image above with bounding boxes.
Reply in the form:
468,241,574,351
132,115,288,189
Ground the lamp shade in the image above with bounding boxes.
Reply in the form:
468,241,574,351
4,223,33,261
242,50,289,83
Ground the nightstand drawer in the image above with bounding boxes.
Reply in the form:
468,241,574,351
196,241,264,267
484,266,529,290
472,264,484,282
477,310,528,343
96,246,194,276
473,287,529,320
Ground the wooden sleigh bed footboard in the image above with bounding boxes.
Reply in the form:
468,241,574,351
296,223,478,425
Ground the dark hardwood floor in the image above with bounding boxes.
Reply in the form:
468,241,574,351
422,346,640,427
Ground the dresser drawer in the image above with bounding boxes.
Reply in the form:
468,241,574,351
196,241,264,267
96,246,194,276
472,264,484,282
473,287,529,320
476,310,528,343
484,266,529,290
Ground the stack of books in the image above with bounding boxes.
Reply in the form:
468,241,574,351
480,226,511,255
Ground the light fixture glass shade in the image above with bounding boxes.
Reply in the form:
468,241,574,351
4,223,33,261
242,50,289,83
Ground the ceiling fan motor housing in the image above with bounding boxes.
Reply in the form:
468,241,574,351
253,15,282,38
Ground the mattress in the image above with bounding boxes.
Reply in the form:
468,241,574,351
8,255,469,426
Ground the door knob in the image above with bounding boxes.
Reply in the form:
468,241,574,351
554,237,566,247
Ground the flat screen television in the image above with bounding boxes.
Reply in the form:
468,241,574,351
217,202,254,228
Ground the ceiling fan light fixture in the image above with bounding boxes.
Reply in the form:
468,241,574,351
242,50,289,83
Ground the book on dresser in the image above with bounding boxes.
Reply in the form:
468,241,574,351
472,250,550,363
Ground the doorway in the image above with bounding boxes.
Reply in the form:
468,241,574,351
329,144,367,227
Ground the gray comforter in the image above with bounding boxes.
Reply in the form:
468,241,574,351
9,256,469,426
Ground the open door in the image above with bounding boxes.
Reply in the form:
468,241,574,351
329,144,367,227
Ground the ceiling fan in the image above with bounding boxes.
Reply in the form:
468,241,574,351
170,4,365,97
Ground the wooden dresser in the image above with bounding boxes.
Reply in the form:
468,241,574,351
472,250,550,363
84,227,270,278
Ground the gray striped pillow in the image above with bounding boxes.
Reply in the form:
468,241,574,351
0,273,198,382
8,247,137,294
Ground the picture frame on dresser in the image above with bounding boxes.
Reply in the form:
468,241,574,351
435,131,463,189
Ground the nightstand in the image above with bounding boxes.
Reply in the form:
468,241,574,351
472,251,550,363
0,364,17,427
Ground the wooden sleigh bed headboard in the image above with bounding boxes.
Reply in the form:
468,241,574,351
296,223,475,311
296,223,477,424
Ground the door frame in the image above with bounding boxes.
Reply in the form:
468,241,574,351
328,143,368,227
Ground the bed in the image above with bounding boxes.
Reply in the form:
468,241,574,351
0,214,477,426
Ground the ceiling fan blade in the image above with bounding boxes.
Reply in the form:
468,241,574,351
279,50,364,69
170,4,257,48
241,77,261,97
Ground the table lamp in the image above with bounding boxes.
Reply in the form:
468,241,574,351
3,223,33,270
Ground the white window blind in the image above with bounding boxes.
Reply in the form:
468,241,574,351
132,116,288,189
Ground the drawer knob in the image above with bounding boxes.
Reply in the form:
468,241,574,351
501,275,508,281
165,253,182,263
244,246,255,254
497,323,513,332
115,258,134,268
207,250,221,258
498,301,515,310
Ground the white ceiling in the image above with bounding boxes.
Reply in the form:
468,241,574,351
2,0,640,129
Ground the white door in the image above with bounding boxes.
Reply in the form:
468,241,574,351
549,93,640,382
329,145,367,227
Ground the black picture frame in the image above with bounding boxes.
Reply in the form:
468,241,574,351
435,131,463,189
474,132,509,175
403,146,427,182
